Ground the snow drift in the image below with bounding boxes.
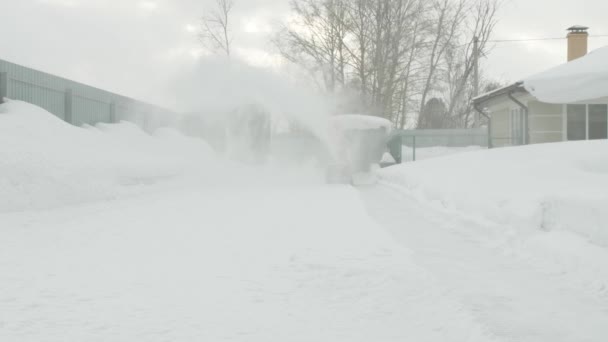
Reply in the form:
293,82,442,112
0,100,328,213
0,100,216,212
380,142,608,246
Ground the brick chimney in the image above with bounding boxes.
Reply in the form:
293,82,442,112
567,25,589,61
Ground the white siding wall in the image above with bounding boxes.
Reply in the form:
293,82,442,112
527,101,563,144
487,95,607,147
490,107,512,147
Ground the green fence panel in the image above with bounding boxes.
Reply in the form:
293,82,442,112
73,95,112,126
396,128,489,148
393,128,489,162
0,58,175,130
8,78,66,119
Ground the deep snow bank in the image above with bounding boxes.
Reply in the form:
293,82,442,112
380,141,608,245
0,101,216,212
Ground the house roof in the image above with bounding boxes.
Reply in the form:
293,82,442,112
524,45,608,103
475,45,608,107
473,82,526,107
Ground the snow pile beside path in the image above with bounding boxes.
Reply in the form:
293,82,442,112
380,141,608,245
0,100,216,212
525,46,608,103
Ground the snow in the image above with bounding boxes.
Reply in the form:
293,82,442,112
0,187,501,342
0,100,497,341
0,100,216,213
363,185,608,342
376,142,608,341
381,141,608,244
2,101,608,341
329,114,393,132
524,45,608,103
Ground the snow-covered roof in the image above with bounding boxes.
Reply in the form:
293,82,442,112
475,45,608,106
472,82,525,104
524,46,608,103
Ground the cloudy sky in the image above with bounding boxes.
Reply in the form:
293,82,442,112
1,0,607,106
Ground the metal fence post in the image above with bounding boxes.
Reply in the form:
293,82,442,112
396,135,402,164
109,102,116,123
387,134,402,164
64,88,73,124
0,72,8,103
487,120,493,149
413,135,417,162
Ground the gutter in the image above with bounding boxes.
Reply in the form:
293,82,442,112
474,104,493,149
473,81,525,105
473,81,529,148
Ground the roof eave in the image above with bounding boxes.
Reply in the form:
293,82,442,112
473,81,528,107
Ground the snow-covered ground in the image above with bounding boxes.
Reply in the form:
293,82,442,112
2,101,608,341
381,142,608,245
0,101,494,341
1,186,503,342
378,142,608,341
362,184,608,342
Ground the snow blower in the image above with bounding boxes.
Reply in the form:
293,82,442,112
325,115,395,185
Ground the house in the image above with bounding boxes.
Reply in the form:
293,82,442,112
474,26,608,147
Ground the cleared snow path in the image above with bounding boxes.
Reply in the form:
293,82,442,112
0,185,501,342
361,183,608,342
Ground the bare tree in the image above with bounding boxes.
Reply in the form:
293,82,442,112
442,0,500,128
275,0,501,128
276,0,427,121
394,2,425,128
416,0,467,128
274,0,351,94
200,0,235,57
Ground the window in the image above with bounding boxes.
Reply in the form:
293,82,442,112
567,104,587,140
589,104,608,140
567,104,608,141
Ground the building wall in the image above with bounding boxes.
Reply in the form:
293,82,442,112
527,101,563,144
586,96,608,104
484,93,607,148
489,107,512,147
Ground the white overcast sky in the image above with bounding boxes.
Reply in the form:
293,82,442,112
1,0,607,105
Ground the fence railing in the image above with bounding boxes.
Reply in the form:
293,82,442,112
0,58,176,132
390,128,489,162
490,137,520,148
